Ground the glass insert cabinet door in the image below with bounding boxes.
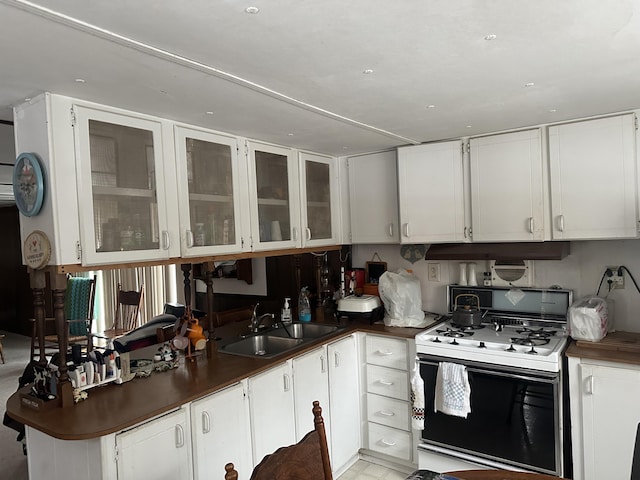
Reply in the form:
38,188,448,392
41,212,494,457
247,141,299,251
299,152,337,246
74,106,170,265
174,126,243,255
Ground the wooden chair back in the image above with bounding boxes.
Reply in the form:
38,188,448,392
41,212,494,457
214,305,256,328
30,274,97,361
113,283,144,332
225,401,332,480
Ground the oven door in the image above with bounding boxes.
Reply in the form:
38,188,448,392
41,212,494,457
419,354,562,476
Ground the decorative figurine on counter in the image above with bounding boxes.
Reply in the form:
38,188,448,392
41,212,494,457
31,365,55,401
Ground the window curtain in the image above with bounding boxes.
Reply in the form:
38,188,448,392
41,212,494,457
93,264,177,332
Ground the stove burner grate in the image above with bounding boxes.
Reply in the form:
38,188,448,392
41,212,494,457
436,327,475,338
510,337,551,347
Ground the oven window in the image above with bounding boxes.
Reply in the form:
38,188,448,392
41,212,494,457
420,359,559,474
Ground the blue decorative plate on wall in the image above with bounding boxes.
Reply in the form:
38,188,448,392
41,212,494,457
400,244,426,263
13,152,45,217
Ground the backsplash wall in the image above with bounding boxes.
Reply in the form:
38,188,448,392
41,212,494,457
353,240,640,333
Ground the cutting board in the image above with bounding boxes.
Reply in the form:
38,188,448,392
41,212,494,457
575,331,640,353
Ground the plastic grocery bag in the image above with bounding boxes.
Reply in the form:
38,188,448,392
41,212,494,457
568,296,609,342
378,269,428,327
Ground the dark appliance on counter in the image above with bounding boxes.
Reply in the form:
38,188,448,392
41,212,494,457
415,285,573,477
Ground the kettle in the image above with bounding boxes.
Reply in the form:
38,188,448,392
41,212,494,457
452,294,487,326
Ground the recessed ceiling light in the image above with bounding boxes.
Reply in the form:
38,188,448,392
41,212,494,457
484,34,497,41
466,125,473,128
24,98,31,102
75,78,86,83
206,111,214,115
245,6,259,14
287,133,294,136
363,69,374,74
426,104,436,109
549,109,557,113
524,82,535,87
343,146,349,149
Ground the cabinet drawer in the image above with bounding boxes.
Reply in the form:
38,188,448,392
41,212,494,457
367,422,412,461
366,364,408,400
366,335,408,370
367,393,410,431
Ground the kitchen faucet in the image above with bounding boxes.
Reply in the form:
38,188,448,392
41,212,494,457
250,303,274,333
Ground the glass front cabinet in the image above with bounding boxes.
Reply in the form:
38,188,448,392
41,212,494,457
174,126,244,256
299,152,340,248
247,141,301,251
74,105,177,266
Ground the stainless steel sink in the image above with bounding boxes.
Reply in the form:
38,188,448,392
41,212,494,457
220,334,303,358
219,323,341,359
268,323,339,339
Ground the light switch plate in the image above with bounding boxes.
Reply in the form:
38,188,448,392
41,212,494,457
427,263,441,282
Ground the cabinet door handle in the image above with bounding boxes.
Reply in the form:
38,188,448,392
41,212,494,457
388,223,394,237
585,375,594,395
186,230,194,248
378,349,394,356
334,351,341,368
403,223,410,238
528,217,534,234
320,355,327,373
162,231,171,250
464,226,468,239
175,424,185,448
283,373,291,392
306,227,312,241
378,379,394,386
381,439,397,447
202,411,211,434
378,410,396,417
557,215,565,232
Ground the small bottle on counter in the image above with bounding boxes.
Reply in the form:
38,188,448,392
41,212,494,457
298,287,311,323
281,297,292,325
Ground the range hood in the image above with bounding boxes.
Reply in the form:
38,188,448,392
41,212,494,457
424,242,570,261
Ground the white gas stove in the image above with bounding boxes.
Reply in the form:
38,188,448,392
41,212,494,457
415,285,574,476
415,319,568,372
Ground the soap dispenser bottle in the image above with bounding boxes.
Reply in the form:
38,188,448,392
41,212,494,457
281,297,292,325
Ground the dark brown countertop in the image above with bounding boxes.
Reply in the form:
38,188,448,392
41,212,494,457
6,320,427,440
565,330,640,366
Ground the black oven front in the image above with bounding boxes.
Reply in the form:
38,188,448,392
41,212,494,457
419,354,565,477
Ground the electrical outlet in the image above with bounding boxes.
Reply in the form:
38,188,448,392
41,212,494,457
428,263,441,282
606,265,625,289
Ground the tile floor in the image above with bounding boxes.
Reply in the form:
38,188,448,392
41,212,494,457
337,460,409,480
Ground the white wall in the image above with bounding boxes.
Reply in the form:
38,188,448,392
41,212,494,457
353,239,640,333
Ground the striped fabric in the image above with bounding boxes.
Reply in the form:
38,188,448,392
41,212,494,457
64,276,93,336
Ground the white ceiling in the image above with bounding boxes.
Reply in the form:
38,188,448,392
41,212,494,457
1,0,640,156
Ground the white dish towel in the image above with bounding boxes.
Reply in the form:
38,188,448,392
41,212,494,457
410,356,425,430
434,361,471,418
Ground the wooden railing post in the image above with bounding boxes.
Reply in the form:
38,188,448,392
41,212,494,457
30,269,47,368
51,271,73,407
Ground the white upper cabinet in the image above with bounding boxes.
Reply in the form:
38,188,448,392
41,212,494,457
174,126,245,256
469,129,544,242
397,141,466,243
347,151,399,244
74,105,178,265
246,141,301,251
549,113,638,240
299,152,340,248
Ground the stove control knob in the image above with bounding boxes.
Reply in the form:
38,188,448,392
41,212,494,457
451,339,459,346
478,341,486,348
506,344,516,352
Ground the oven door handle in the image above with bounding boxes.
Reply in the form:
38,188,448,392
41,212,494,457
419,358,558,384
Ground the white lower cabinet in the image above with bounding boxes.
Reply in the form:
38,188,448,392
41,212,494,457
292,335,360,475
248,360,296,465
568,356,640,480
115,407,192,480
191,381,252,480
328,334,360,473
292,346,331,442
363,334,414,466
